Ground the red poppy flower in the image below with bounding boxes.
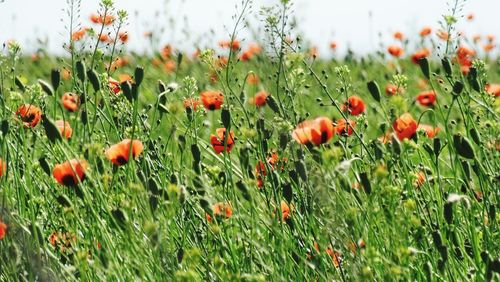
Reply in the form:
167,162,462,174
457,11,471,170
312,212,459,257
292,117,334,146
342,96,366,116
0,158,6,178
200,91,224,110
118,31,128,43
90,13,100,24
210,128,235,154
393,31,404,41
0,220,6,240
251,90,268,107
416,90,437,106
61,92,79,112
183,98,201,110
418,124,440,138
330,42,338,50
334,119,356,137
485,83,500,97
72,27,88,41
99,34,111,43
55,120,73,139
105,139,144,166
16,104,42,128
255,153,284,188
206,202,233,223
387,45,404,57
385,83,401,96
393,113,417,140
278,200,292,221
218,40,240,51
411,48,430,64
419,27,432,37
53,159,88,186
108,77,121,94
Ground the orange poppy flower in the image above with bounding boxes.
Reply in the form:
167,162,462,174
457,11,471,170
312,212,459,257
456,46,476,59
218,39,240,51
342,95,366,116
105,139,144,166
99,34,110,43
16,104,42,128
108,77,121,94
487,34,495,42
292,117,334,146
61,92,79,112
183,98,201,110
334,119,356,137
99,14,115,25
416,90,437,106
205,202,233,223
418,124,440,138
411,48,430,64
250,90,268,107
393,113,417,140
210,128,235,154
61,68,71,80
385,83,402,95
217,56,228,68
279,200,292,220
0,158,6,178
163,60,176,73
326,248,342,268
387,45,404,57
467,13,474,21
485,83,500,97
414,171,426,187
72,27,88,41
436,30,449,41
90,13,100,24
200,90,224,110
118,31,128,43
330,42,338,50
53,159,88,186
483,43,495,52
161,44,173,60
118,73,133,84
255,153,283,188
309,46,319,58
55,120,73,139
0,220,6,240
246,73,260,85
419,27,432,37
393,31,404,41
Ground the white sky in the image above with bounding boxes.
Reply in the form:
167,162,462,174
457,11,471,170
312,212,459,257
0,0,497,55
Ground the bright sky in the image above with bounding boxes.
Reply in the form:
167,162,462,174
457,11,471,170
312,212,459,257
0,0,497,55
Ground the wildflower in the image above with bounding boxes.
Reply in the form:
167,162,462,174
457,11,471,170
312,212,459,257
161,44,173,59
61,92,80,112
483,43,495,53
418,124,440,138
486,34,495,42
393,31,404,41
411,48,430,64
61,68,71,80
218,39,240,51
255,153,284,188
0,158,6,178
246,73,260,85
91,13,115,25
16,104,42,128
306,242,321,260
118,73,133,83
309,46,319,58
326,247,342,268
105,139,144,166
334,119,356,137
485,83,500,97
292,117,334,146
99,34,111,43
206,202,233,223
385,83,401,95
240,43,262,61
90,13,100,24
200,90,224,110
330,42,338,50
436,30,449,41
72,27,88,41
183,98,201,110
279,200,292,220
416,90,437,106
467,13,474,21
250,90,268,107
419,27,432,37
393,113,417,140
413,171,426,187
210,128,235,154
342,95,366,116
0,220,6,240
108,77,121,94
387,45,404,57
118,31,128,43
55,120,73,139
53,159,88,186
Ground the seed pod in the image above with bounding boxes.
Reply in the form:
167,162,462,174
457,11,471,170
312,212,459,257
191,144,201,165
444,202,453,224
41,115,62,143
452,81,464,96
177,248,184,263
423,262,433,281
56,194,73,207
423,143,434,157
158,80,166,93
438,245,448,262
489,204,496,222
177,53,183,69
221,108,231,128
121,80,133,102
282,182,293,203
461,160,471,180
15,76,25,92
170,173,178,184
87,69,101,92
432,230,443,249
131,83,139,101
433,138,442,156
442,57,452,76
295,161,307,181
391,134,401,155
76,61,86,82
81,109,88,125
38,157,51,176
134,66,144,86
469,128,481,145
1,120,9,136
266,95,280,114
51,69,61,91
38,79,54,96
453,134,475,159
111,209,128,229
236,180,251,201
470,78,480,92
367,80,381,102
289,169,299,184
418,57,430,79
199,198,212,216
279,132,289,150
359,172,371,195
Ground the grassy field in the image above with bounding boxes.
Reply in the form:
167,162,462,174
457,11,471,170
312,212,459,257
0,0,499,280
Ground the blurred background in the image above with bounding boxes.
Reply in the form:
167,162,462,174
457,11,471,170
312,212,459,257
0,0,497,56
